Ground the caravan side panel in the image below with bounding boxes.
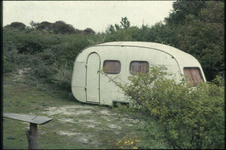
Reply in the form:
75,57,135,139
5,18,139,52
72,60,86,102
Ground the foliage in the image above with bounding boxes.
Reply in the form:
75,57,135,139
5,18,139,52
105,24,139,42
28,60,55,83
175,1,224,81
83,28,96,35
120,17,130,30
51,21,77,34
165,0,207,27
5,22,26,30
53,34,91,67
3,26,92,90
28,20,95,35
3,29,62,54
137,22,178,47
112,134,142,149
3,58,15,73
87,33,106,45
25,48,56,83
106,17,131,34
105,65,225,149
49,62,72,91
2,40,34,72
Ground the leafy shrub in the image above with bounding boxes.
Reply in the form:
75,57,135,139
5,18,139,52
28,49,57,83
3,29,64,55
28,61,55,83
9,22,26,30
86,33,106,45
105,65,225,149
3,43,40,69
2,41,25,72
3,41,19,62
3,58,15,73
49,63,72,91
54,35,91,67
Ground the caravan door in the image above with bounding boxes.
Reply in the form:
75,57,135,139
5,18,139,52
85,52,100,103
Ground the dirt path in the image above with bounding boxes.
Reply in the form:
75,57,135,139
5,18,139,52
39,104,143,148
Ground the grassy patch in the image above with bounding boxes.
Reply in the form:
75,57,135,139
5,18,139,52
2,71,144,149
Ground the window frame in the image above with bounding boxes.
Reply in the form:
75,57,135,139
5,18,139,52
183,67,204,86
129,61,149,75
103,60,121,74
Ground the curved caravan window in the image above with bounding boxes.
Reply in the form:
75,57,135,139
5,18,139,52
103,60,121,74
184,67,203,86
130,61,149,74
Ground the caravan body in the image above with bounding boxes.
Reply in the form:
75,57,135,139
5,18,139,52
71,42,206,105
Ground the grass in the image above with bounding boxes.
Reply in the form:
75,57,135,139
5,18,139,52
2,70,146,149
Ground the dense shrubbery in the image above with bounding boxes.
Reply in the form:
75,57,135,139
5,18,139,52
107,66,225,149
2,29,94,92
49,63,73,91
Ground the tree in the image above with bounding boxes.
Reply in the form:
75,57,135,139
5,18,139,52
109,25,115,33
9,22,26,30
120,17,130,30
83,28,96,35
115,24,120,31
30,20,37,30
51,21,77,34
165,0,207,27
175,1,224,81
36,21,53,31
106,17,131,34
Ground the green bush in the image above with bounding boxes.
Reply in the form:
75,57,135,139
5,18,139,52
3,59,15,73
49,63,72,91
106,65,225,149
28,49,57,83
3,29,64,55
53,35,91,69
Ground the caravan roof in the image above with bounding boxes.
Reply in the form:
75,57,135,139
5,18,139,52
97,41,201,72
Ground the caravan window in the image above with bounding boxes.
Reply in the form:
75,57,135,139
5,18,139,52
130,61,149,74
103,60,121,74
184,67,203,86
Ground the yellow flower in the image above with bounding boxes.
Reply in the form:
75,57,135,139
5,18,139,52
131,142,133,144
133,146,137,149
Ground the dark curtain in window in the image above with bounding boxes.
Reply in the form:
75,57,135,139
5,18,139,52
104,61,121,74
184,68,203,86
130,61,149,74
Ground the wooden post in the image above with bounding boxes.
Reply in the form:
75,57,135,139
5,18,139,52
26,123,39,149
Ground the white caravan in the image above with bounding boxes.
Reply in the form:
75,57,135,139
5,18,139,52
71,42,206,105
